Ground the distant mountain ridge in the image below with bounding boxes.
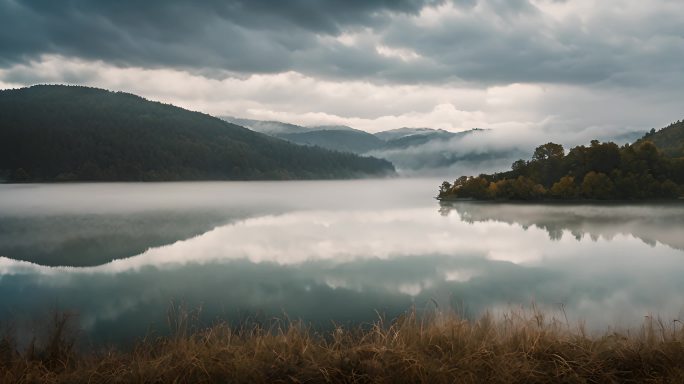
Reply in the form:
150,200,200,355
380,128,486,150
222,116,311,135
221,117,488,154
222,116,387,154
0,85,395,182
309,125,360,132
279,130,385,154
221,117,518,174
224,116,655,176
374,127,451,141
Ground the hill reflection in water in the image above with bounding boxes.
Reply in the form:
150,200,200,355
440,201,684,250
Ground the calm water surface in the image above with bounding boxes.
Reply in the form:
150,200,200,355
1,179,683,345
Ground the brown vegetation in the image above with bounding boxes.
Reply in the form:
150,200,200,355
1,309,684,383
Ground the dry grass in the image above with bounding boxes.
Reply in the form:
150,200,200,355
1,308,683,383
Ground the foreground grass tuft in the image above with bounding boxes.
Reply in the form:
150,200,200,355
2,309,684,383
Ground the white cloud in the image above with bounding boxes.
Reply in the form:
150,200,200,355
375,45,422,61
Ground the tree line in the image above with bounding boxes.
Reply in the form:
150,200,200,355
0,85,395,182
439,139,684,200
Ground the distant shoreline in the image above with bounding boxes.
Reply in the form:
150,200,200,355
0,174,399,184
437,196,684,204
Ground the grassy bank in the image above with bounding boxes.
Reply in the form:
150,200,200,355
2,310,684,383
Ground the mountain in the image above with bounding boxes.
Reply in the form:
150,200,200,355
309,125,358,132
221,118,385,154
221,116,310,135
374,127,445,141
0,85,395,182
279,129,385,154
225,118,490,155
221,117,505,174
381,129,454,150
636,120,684,157
381,128,486,150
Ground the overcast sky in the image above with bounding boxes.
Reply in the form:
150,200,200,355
0,0,682,138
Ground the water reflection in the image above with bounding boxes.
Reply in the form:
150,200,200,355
440,201,684,250
0,180,433,266
0,181,683,345
0,212,239,266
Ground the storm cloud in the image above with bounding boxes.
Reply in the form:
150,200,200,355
0,0,442,79
1,0,682,85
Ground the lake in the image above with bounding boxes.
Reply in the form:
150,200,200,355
1,179,683,346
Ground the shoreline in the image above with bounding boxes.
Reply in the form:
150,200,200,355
437,196,684,205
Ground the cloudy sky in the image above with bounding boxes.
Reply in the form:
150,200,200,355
0,0,682,140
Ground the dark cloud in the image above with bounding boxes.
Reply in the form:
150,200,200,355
0,0,439,74
381,1,681,86
0,0,683,87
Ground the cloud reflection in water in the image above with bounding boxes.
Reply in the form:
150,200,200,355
1,202,683,345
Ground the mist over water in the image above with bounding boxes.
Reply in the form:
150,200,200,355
1,180,683,345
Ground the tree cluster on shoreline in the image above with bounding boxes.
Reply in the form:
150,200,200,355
439,139,684,201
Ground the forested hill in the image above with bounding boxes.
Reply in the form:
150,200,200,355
0,85,395,182
438,135,684,201
636,120,684,157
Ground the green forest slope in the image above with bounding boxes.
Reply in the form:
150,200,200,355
636,120,684,157
439,123,684,201
0,85,395,182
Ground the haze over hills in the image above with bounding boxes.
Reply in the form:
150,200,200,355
224,115,652,176
0,85,395,182
279,130,385,154
222,116,526,175
380,128,485,150
368,134,529,177
225,117,486,151
309,125,359,132
223,116,387,154
222,116,311,135
374,128,451,141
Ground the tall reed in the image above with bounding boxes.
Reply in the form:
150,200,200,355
1,307,683,383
